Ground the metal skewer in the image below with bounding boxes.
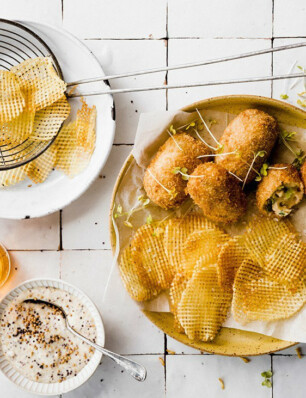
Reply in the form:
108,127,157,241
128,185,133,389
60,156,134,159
67,41,306,87
68,72,306,98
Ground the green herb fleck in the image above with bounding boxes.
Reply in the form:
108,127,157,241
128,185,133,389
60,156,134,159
169,124,177,135
185,121,196,130
280,94,289,100
146,214,153,225
262,379,272,388
297,99,306,108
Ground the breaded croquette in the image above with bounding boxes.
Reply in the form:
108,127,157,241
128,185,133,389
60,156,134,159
256,163,304,218
143,133,211,209
186,163,247,224
216,109,279,183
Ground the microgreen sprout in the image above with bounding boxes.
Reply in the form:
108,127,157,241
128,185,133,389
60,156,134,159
193,128,219,151
280,130,304,168
147,168,177,199
167,129,183,151
176,120,197,131
280,94,289,100
261,370,272,388
298,91,306,98
297,99,306,107
293,149,305,169
242,151,266,189
169,125,176,135
172,167,189,180
114,195,151,228
197,149,238,159
228,171,244,182
185,121,196,130
195,108,222,150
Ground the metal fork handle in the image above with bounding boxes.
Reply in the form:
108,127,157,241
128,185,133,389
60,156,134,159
66,41,306,87
68,72,306,98
66,324,147,382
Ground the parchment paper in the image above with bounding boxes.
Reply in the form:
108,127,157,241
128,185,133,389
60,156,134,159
109,108,306,343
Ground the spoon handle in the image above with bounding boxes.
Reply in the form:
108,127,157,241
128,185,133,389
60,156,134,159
67,325,147,382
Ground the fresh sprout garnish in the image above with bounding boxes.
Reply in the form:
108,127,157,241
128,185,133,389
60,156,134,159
172,167,189,180
280,130,305,168
195,108,222,150
197,149,238,159
298,91,306,97
147,168,177,199
176,120,197,131
280,94,289,100
194,128,219,151
255,163,288,182
255,163,269,182
242,150,266,189
268,166,288,170
297,99,306,107
261,370,272,388
228,171,244,182
169,125,176,135
114,196,151,228
281,130,297,142
185,121,196,130
208,118,217,126
293,149,305,169
167,129,183,151
123,220,133,228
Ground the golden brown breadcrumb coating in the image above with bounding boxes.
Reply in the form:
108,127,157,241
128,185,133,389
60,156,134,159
186,162,247,224
143,133,211,209
216,109,279,183
256,163,304,218
301,160,306,194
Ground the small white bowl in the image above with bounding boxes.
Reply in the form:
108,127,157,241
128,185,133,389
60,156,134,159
0,278,105,395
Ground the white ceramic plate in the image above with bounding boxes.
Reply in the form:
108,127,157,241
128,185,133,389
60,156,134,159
0,21,115,219
0,278,105,395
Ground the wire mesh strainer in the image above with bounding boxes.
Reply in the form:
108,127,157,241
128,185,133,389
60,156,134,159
0,19,63,171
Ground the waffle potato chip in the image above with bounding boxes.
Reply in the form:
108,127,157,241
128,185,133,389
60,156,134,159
169,272,188,333
177,266,232,341
130,224,173,289
55,101,96,177
11,57,66,111
119,245,160,301
76,99,96,153
1,91,35,142
164,214,221,272
31,96,70,141
27,145,57,184
217,236,249,292
264,233,306,285
242,217,294,267
182,229,229,278
0,162,31,187
232,258,306,324
0,70,25,123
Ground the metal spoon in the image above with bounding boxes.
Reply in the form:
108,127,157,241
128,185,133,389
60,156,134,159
22,299,147,382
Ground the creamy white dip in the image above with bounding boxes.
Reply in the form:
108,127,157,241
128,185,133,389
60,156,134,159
0,286,97,383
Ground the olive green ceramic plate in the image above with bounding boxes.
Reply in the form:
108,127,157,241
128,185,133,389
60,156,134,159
110,95,306,356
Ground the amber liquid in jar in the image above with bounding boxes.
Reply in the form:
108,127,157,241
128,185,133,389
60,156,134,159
0,245,10,287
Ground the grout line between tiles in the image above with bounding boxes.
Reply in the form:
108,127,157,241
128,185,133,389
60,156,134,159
61,0,64,21
271,354,274,398
82,37,277,41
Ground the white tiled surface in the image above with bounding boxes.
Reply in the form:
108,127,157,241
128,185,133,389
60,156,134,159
1,1,306,397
